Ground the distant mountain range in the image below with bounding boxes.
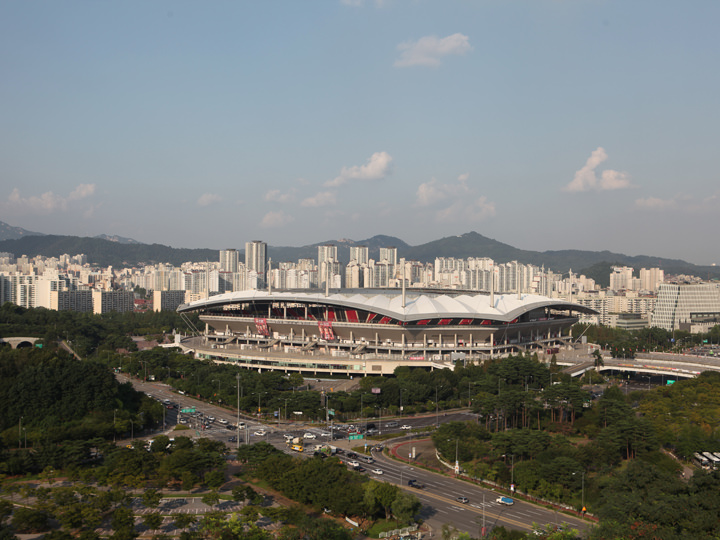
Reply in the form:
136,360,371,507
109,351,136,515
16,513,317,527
0,221,717,286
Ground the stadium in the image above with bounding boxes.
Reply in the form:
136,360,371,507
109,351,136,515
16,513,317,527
176,289,595,376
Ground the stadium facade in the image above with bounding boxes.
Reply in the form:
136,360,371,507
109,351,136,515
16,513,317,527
177,288,595,376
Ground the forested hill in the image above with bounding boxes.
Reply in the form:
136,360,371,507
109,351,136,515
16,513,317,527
0,235,217,267
0,230,717,282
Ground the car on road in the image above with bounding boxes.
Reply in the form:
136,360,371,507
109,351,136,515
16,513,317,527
283,434,294,441
219,419,228,424
400,424,412,430
497,496,514,505
348,460,360,468
456,496,469,504
303,432,316,439
385,421,398,428
371,468,383,475
407,479,424,489
228,436,236,442
355,466,366,473
254,430,267,436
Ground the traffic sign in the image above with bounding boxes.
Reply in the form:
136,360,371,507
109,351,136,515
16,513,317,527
180,407,196,413
349,434,364,440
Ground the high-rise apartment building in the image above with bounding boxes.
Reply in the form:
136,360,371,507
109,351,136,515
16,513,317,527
639,267,665,293
219,249,239,273
609,266,634,291
349,246,369,265
245,241,267,289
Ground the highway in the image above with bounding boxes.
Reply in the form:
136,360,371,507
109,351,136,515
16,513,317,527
117,373,591,537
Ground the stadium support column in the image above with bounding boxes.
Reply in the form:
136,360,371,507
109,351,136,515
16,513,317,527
490,333,494,357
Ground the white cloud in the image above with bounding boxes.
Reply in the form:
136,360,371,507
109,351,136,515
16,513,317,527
435,197,496,224
635,197,676,210
395,33,472,68
260,210,294,228
563,147,631,192
326,151,393,187
6,184,96,213
197,193,222,207
415,173,495,223
415,173,472,207
264,189,295,203
416,179,447,207
301,191,337,208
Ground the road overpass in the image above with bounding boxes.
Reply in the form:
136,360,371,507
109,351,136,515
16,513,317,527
562,352,720,380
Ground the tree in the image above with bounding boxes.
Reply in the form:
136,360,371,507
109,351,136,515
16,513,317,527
201,490,220,510
11,508,49,533
172,513,196,533
143,512,163,535
141,488,162,510
109,507,138,540
592,349,604,370
391,491,420,526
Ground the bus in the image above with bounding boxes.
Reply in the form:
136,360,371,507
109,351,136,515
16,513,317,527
694,452,711,469
703,452,720,470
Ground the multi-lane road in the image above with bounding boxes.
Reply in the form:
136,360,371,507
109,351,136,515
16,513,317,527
119,374,590,537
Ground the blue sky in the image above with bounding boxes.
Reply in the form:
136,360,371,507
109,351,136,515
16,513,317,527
1,1,718,265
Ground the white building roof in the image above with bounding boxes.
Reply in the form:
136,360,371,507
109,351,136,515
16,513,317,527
178,289,594,323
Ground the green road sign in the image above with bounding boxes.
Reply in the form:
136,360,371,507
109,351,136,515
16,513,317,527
180,407,196,413
349,434,364,440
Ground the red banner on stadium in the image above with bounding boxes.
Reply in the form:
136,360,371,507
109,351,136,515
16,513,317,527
318,321,335,340
255,318,270,336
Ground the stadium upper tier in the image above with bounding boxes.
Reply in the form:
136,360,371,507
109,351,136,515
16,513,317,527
178,288,592,324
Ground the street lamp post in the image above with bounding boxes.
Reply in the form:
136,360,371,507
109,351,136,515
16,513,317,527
573,470,585,514
435,385,439,427
23,428,26,449
510,454,514,488
18,416,23,450
236,373,241,451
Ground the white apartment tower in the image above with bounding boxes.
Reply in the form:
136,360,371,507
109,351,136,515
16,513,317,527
640,267,665,293
245,241,267,289
609,266,634,291
349,246,369,266
219,249,239,273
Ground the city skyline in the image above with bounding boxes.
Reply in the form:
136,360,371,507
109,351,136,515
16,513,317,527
1,1,718,265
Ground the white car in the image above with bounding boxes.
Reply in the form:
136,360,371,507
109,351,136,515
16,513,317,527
254,430,267,436
400,424,412,430
303,432,316,439
371,468,383,475
219,419,228,424
348,460,360,468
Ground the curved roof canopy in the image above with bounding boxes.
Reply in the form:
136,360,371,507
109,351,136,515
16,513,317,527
178,289,596,323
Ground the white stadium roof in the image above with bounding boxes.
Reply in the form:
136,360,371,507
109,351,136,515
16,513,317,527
178,289,594,323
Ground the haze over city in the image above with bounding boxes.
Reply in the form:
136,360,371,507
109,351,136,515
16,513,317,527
1,1,718,265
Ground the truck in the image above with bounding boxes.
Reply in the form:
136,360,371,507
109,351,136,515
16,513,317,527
497,496,514,506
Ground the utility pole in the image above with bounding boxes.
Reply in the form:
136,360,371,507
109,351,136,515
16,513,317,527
236,372,240,451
